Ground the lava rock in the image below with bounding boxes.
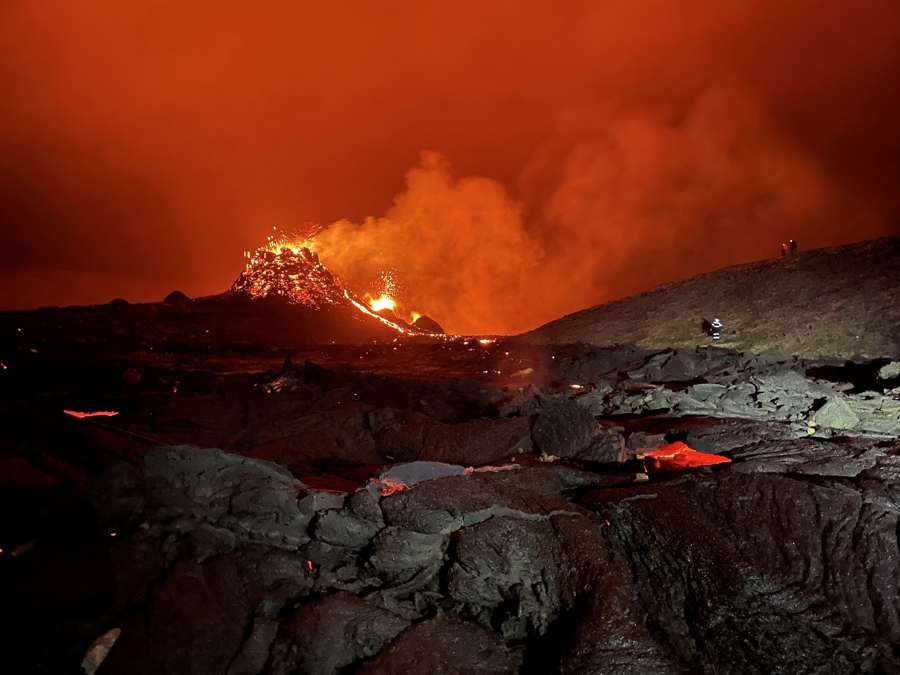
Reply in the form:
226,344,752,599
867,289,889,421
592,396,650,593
268,593,410,675
93,446,311,549
226,617,279,675
412,315,445,334
593,472,900,674
576,427,626,464
814,396,861,430
163,290,194,314
446,516,565,638
380,466,578,535
730,438,884,477
532,399,599,459
100,556,252,675
313,508,382,549
356,612,520,674
366,526,448,589
878,361,900,379
420,417,532,465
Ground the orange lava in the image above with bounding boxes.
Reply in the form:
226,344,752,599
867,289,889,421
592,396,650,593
375,478,411,496
63,410,119,418
639,442,731,472
369,294,396,312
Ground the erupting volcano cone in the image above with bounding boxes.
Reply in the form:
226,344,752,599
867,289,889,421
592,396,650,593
229,245,415,337
230,247,352,309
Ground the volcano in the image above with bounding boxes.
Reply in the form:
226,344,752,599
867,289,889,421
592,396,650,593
231,246,354,310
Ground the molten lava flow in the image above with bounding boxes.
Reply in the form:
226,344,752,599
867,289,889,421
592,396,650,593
638,441,731,472
64,410,119,418
374,478,411,496
369,294,396,312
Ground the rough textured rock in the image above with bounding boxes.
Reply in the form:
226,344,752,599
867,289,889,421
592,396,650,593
100,556,252,675
380,467,580,535
93,445,311,550
576,427,626,463
268,593,410,675
815,396,861,429
532,399,599,458
446,515,566,638
412,315,445,334
878,361,900,379
588,473,900,674
9,326,900,674
730,438,885,477
227,617,279,675
313,508,381,549
419,417,532,465
356,613,520,674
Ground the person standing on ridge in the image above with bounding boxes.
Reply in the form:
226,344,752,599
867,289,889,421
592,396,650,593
789,239,797,256
781,243,788,258
711,318,723,340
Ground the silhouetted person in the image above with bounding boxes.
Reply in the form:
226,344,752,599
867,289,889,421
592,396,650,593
701,318,713,336
781,243,787,258
711,318,723,340
789,239,797,256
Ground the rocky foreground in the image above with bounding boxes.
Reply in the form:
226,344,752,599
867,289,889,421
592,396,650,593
2,341,900,674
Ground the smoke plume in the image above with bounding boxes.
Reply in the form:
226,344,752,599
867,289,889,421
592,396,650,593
313,84,880,334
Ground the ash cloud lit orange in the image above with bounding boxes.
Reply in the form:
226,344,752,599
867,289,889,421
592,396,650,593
311,84,874,334
0,1,898,331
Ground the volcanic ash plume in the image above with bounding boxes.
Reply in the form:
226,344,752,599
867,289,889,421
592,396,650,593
307,85,887,335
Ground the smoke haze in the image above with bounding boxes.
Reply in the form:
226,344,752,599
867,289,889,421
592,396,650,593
1,1,898,332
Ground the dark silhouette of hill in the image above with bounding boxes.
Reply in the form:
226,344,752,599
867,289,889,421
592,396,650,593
523,237,900,359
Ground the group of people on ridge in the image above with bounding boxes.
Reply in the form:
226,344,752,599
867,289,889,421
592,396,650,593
709,239,798,342
781,239,798,257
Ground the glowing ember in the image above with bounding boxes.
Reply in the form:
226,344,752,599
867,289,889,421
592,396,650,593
232,245,350,309
374,478,412,496
232,233,413,334
231,232,449,335
369,294,396,312
64,410,119,418
638,441,731,472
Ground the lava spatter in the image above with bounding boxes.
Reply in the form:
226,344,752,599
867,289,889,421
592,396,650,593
231,241,414,334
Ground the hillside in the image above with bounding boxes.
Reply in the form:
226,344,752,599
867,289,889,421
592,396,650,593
523,236,900,359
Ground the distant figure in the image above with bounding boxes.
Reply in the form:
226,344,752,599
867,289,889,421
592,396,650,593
781,243,788,258
711,318,723,341
789,239,797,256
701,318,713,336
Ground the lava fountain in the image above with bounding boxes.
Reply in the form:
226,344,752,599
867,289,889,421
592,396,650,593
231,231,442,335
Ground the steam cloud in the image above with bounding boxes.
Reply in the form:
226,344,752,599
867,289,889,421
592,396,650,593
313,84,878,335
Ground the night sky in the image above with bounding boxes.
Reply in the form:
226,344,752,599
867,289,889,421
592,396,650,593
2,1,899,333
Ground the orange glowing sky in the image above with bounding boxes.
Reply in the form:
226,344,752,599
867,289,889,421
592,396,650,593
1,1,899,333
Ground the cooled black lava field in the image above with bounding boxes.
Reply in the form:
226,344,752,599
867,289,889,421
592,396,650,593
3,277,900,674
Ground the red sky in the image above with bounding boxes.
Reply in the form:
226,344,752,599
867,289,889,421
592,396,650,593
1,0,899,333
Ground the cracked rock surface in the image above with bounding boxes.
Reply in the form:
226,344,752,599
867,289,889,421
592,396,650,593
3,338,900,673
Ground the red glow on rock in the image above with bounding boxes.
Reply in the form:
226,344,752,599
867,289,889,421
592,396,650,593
640,441,731,472
376,478,412,496
63,410,119,418
306,560,313,572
